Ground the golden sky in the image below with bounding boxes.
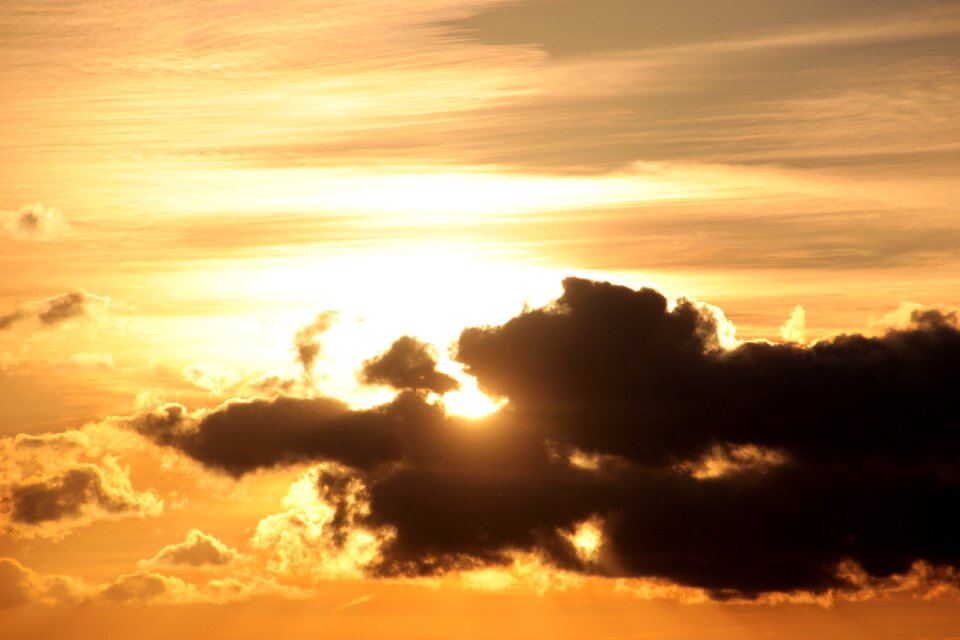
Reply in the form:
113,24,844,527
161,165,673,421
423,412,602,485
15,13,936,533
2,1,960,638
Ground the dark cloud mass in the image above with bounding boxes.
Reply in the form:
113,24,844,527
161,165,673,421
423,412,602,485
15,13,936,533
130,277,960,597
360,336,460,394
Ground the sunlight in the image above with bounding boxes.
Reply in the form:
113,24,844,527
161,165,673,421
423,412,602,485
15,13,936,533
565,517,604,564
442,378,504,418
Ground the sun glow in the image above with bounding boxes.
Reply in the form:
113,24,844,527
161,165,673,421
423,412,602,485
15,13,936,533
566,517,604,564
442,378,504,418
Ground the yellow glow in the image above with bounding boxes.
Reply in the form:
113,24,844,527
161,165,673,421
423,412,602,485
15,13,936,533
129,166,707,223
442,376,504,418
566,517,604,564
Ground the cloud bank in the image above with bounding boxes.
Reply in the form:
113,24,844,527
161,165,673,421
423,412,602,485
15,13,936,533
124,277,960,598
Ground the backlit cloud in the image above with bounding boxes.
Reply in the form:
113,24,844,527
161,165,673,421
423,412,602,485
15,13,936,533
0,431,162,540
123,277,960,598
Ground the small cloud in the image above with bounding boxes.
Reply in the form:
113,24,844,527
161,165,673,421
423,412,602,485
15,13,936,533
359,335,460,394
37,291,88,326
0,431,163,540
780,304,806,343
100,571,199,605
0,558,85,608
0,291,108,333
2,203,70,241
71,352,116,369
677,443,787,479
141,529,238,568
334,594,374,611
293,311,339,384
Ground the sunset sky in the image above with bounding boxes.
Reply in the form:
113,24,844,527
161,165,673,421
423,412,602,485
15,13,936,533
2,1,960,638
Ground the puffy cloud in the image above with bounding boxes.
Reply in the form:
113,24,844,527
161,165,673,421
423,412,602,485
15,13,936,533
0,558,85,608
360,335,460,394
0,431,162,540
780,304,807,343
123,277,960,598
1,203,69,241
100,571,199,605
0,558,47,608
250,464,391,580
36,291,87,325
0,290,106,332
96,569,310,606
140,529,238,568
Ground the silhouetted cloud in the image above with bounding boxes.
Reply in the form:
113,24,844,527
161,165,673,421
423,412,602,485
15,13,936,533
128,397,403,477
126,277,960,598
360,335,459,394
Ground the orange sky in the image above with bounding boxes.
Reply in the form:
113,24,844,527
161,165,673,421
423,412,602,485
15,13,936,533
2,1,960,638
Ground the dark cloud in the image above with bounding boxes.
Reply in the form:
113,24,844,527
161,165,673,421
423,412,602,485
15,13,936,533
129,397,403,477
6,466,150,525
293,311,338,382
360,336,460,394
37,291,87,326
129,277,960,597
0,310,24,331
0,291,92,332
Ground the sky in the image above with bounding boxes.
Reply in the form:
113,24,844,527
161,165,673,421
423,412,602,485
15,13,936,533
2,1,960,638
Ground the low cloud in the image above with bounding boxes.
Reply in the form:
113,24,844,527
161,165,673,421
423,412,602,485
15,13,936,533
0,556,308,609
0,558,85,608
140,529,238,568
0,291,106,333
1,203,69,241
0,431,162,540
121,277,960,598
360,335,460,394
37,291,88,325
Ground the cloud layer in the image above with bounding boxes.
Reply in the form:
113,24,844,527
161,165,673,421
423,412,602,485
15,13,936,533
125,277,960,598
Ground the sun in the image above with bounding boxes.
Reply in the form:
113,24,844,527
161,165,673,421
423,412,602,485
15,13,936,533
441,375,505,418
